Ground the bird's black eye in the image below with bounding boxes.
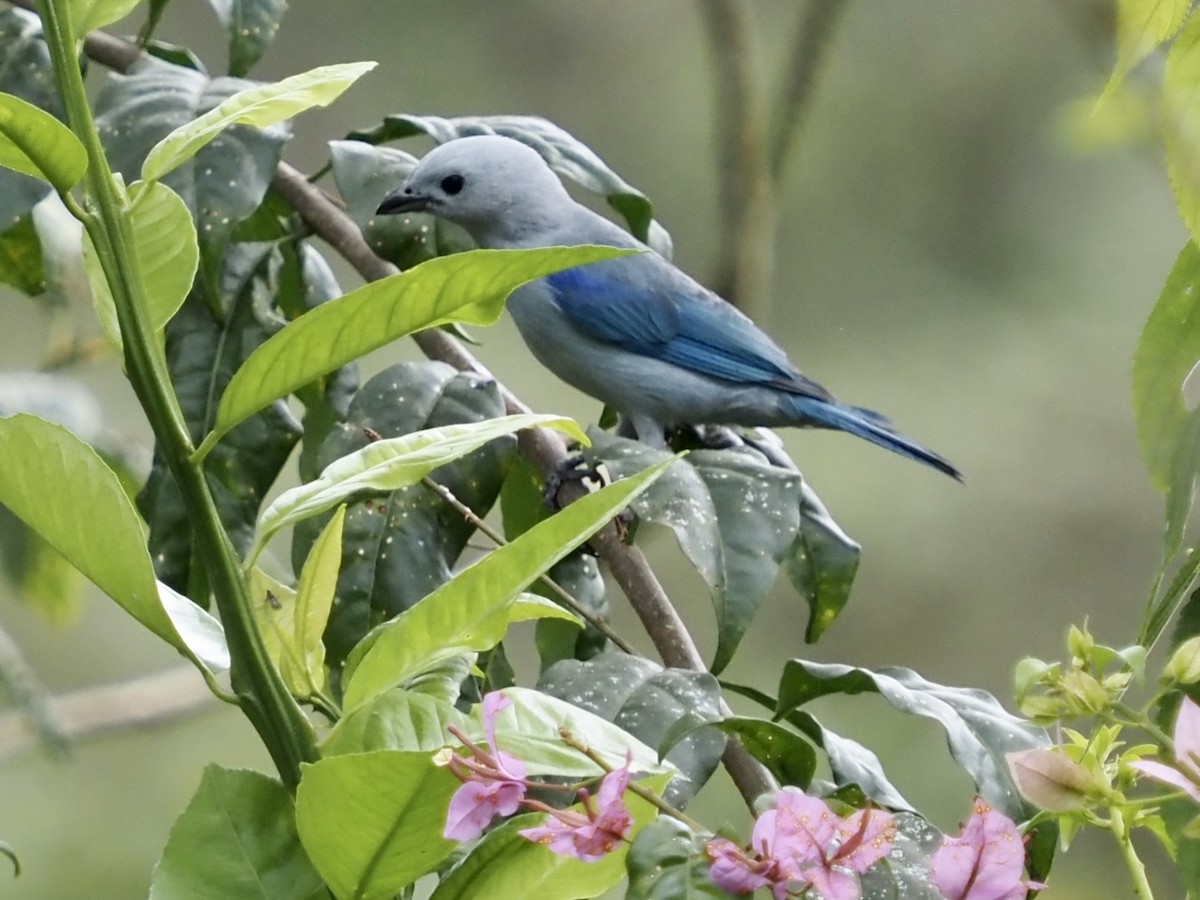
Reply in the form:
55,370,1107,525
440,174,465,195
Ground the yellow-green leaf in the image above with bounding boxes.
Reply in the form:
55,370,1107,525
68,0,141,32
1165,13,1200,244
142,61,377,182
0,92,86,192
85,180,199,349
1107,0,1193,95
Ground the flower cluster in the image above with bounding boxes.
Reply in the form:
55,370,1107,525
705,789,896,900
439,691,634,861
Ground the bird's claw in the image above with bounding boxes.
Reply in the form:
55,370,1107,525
542,454,608,510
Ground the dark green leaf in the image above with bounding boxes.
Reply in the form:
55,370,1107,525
538,651,725,807
149,766,325,900
138,244,301,590
95,58,290,290
714,717,816,788
859,812,945,900
201,245,630,453
295,751,459,899
789,481,861,642
500,455,610,668
143,39,207,72
294,362,514,671
348,113,672,255
777,660,1049,819
1132,242,1200,491
625,817,727,900
584,433,804,674
206,0,289,76
342,462,671,711
0,215,43,296
329,139,473,270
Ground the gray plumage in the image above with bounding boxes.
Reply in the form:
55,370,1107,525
377,135,959,479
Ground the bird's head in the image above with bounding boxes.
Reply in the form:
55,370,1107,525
376,134,571,247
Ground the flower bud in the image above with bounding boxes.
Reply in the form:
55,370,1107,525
1166,636,1200,685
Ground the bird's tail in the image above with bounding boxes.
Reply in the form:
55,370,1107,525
784,396,963,481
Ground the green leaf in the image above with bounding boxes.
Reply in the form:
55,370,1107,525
429,774,670,900
1107,0,1192,95
201,245,631,454
584,433,810,673
0,91,86,192
711,717,816,789
96,59,290,289
85,180,198,348
137,245,301,590
206,0,289,76
69,0,141,32
0,215,44,296
341,460,672,710
776,660,1049,820
349,113,673,256
295,750,459,900
143,61,376,182
1132,242,1200,491
0,413,198,661
625,817,727,900
249,509,342,698
329,139,474,270
538,651,724,804
1165,15,1200,246
1165,405,1200,562
252,413,584,562
479,686,675,779
790,480,861,643
149,766,324,900
322,689,465,756
293,362,510,673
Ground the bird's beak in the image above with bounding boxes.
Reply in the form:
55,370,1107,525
376,186,430,215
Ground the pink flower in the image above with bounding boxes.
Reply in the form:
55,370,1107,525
930,798,1045,900
519,757,634,862
1130,695,1200,804
443,692,529,841
705,789,895,900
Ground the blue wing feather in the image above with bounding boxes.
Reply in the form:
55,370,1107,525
545,260,833,401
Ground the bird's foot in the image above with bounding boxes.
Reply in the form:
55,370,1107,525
542,454,609,510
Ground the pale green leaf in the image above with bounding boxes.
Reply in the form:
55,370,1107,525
197,245,632,455
295,751,458,900
1165,13,1200,245
341,460,671,710
291,503,342,691
142,61,377,182
1132,242,1200,490
0,92,85,192
0,414,206,667
85,180,199,349
322,690,465,756
1108,0,1192,94
250,414,585,562
69,0,141,33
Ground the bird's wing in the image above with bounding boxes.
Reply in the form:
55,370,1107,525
545,258,835,401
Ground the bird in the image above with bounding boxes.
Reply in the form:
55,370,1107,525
377,134,960,480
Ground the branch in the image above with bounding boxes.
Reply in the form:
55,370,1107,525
0,667,215,760
768,0,851,182
696,0,776,324
20,9,778,809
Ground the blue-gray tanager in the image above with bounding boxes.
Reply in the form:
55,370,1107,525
377,135,960,479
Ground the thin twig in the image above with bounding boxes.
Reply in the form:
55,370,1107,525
0,667,216,760
768,0,851,182
696,0,776,324
420,476,637,655
18,10,778,810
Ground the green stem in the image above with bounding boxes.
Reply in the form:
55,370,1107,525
1111,701,1174,751
1110,807,1155,900
36,0,318,788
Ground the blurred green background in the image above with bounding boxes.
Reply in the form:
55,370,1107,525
0,0,1185,896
